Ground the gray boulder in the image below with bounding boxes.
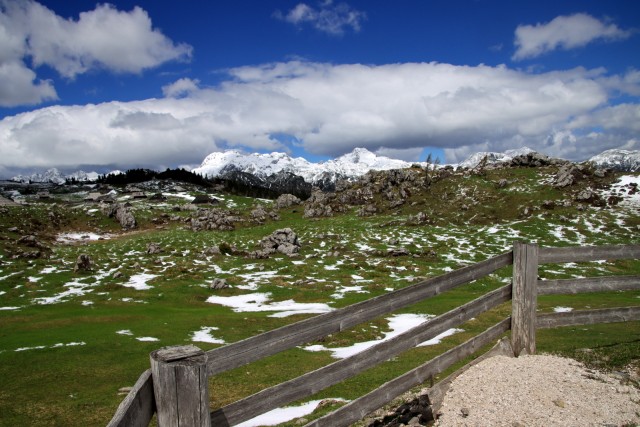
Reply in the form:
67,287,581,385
102,203,137,229
257,228,301,257
275,194,302,209
74,254,92,272
209,278,229,290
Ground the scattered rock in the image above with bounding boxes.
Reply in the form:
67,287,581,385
17,235,47,249
553,164,584,188
252,228,301,258
275,194,302,209
146,242,163,254
204,246,222,256
497,179,509,188
190,208,238,231
209,278,229,290
102,203,137,229
74,254,93,272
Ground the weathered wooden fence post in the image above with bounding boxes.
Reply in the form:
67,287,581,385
150,345,211,427
511,241,538,356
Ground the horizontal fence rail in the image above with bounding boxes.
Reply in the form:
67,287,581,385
210,285,512,426
537,306,640,329
205,252,512,376
107,243,640,427
303,318,512,427
538,275,640,295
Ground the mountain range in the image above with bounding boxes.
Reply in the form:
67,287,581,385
10,147,640,185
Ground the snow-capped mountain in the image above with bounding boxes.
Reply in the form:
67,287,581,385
588,149,640,172
12,168,101,184
457,147,536,169
192,147,422,184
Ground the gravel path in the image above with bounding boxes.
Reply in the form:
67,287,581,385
434,355,640,427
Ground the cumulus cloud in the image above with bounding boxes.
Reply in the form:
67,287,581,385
274,0,366,35
513,13,632,60
162,78,201,98
1,60,638,173
0,0,191,106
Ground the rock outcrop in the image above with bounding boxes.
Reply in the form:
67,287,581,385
251,228,301,258
190,209,238,231
102,203,137,229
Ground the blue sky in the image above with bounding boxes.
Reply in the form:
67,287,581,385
0,0,639,176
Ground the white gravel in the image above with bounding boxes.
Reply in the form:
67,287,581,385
435,355,640,427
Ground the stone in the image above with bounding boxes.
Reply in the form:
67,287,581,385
74,254,93,272
102,203,137,229
204,246,222,256
497,178,509,188
553,164,582,188
146,242,163,254
275,194,302,209
191,208,237,231
209,278,229,290
257,228,301,257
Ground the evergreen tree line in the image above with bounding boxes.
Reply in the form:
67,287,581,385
96,168,211,186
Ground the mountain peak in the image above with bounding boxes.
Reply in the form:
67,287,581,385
193,147,419,185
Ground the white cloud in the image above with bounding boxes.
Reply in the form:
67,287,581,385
1,60,638,172
274,0,366,35
0,0,191,106
513,13,632,60
162,78,200,98
0,60,57,107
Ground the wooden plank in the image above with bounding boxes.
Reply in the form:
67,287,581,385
303,318,511,427
511,242,538,357
106,369,156,427
206,252,512,376
150,346,210,427
539,244,640,264
210,285,511,426
537,306,640,329
538,276,640,295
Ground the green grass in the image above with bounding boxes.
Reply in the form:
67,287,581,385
0,169,639,426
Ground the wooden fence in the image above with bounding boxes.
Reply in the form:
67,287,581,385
108,242,640,427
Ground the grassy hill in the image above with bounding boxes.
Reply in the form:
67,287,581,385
0,163,638,426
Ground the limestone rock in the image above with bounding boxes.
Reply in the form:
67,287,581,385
146,242,163,254
102,203,137,229
255,228,301,258
209,278,229,290
275,194,302,209
74,254,92,272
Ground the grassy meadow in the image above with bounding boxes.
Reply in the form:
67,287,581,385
0,166,639,426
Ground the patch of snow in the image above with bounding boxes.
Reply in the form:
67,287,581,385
191,326,225,344
136,337,159,342
33,280,94,304
417,328,464,347
206,292,333,318
116,329,134,335
15,342,86,351
57,232,112,243
236,399,347,427
553,306,573,313
122,273,158,290
0,306,21,310
303,313,460,359
332,285,368,299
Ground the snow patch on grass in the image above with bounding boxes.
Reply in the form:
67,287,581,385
206,292,333,318
191,326,225,344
